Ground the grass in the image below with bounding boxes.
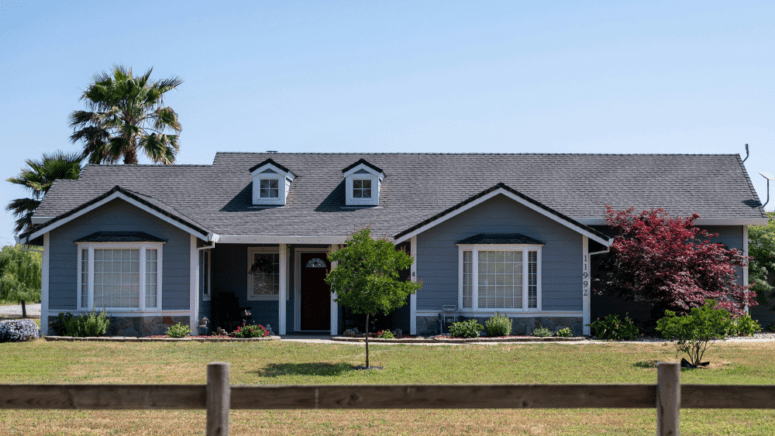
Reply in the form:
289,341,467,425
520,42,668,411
0,340,774,435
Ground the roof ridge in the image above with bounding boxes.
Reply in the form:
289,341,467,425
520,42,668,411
214,151,740,156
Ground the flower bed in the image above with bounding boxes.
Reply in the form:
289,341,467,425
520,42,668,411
331,335,584,343
43,335,279,342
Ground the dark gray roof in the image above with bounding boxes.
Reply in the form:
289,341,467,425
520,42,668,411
74,231,166,243
31,153,767,239
457,233,545,245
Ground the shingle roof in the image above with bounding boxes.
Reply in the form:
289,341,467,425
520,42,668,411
31,153,767,240
74,231,166,243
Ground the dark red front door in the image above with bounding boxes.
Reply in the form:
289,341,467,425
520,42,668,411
300,253,332,331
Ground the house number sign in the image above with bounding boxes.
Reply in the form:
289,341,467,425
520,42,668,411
582,254,590,297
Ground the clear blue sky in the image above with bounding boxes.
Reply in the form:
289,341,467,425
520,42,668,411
1,0,773,245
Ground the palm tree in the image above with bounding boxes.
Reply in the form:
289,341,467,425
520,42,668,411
69,65,183,165
6,151,83,234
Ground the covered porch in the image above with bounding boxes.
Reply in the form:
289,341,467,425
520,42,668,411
196,242,413,336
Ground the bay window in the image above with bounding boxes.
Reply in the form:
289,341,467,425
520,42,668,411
458,245,542,311
77,243,163,311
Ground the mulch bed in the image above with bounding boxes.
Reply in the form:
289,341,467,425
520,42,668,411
43,335,279,342
331,335,584,343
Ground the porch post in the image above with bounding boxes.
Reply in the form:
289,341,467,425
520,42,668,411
278,243,287,335
410,236,417,336
190,235,200,335
743,225,749,314
41,233,50,336
329,244,339,336
582,236,591,336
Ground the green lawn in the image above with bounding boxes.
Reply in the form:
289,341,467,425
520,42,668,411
0,340,773,435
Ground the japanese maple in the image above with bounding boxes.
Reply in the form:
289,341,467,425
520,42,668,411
597,207,755,317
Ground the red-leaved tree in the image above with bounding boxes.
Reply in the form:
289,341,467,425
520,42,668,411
597,206,755,317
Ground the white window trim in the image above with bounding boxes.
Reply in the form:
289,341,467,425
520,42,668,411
247,247,282,301
200,249,212,302
345,175,381,206
457,243,542,313
76,242,164,312
251,163,295,206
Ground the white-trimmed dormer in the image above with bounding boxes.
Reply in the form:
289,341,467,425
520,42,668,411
250,159,296,206
342,159,385,207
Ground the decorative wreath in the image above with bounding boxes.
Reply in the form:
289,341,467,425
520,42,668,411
249,255,276,275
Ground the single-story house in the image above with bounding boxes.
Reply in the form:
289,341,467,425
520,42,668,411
17,153,770,336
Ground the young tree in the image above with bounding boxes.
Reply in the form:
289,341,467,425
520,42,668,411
6,151,82,234
325,228,421,368
656,300,735,367
749,212,775,310
597,207,754,317
69,65,183,165
0,245,42,318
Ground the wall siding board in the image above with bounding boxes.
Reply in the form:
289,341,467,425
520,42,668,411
48,199,191,311
415,195,583,312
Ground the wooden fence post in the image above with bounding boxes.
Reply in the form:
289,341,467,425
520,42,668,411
207,362,231,436
656,362,680,436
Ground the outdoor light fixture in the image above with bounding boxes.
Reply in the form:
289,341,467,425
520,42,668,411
760,171,774,207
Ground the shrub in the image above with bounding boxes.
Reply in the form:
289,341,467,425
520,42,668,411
375,330,394,339
166,322,190,338
730,315,761,337
51,311,109,337
588,314,639,340
234,324,268,338
556,327,573,337
448,319,483,338
0,319,40,342
484,313,512,337
532,326,553,337
769,322,775,333
656,300,734,367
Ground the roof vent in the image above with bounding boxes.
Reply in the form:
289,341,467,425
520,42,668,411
266,150,278,153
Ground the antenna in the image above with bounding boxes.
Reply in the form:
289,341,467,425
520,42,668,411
743,144,750,162
760,171,774,207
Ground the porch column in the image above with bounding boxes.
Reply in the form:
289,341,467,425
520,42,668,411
329,244,339,336
582,236,591,336
410,236,417,336
41,233,50,336
190,235,200,335
278,243,287,335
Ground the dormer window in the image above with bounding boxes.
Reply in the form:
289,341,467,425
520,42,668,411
342,159,385,206
260,179,279,198
353,179,371,198
249,159,296,206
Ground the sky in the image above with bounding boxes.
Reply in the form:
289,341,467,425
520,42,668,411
0,0,773,245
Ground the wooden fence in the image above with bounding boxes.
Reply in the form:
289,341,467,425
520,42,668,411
2,362,775,435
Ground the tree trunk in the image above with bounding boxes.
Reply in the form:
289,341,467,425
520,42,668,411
364,313,370,368
124,146,138,165
20,300,27,319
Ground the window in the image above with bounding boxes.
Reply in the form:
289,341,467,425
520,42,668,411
459,245,541,311
199,250,211,301
352,179,372,198
77,243,163,311
248,248,280,300
259,179,279,198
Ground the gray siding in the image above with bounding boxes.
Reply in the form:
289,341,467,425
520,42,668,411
48,199,191,311
415,194,583,312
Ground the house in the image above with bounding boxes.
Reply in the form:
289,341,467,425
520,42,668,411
17,153,770,336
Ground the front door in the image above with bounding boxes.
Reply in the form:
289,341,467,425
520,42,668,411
300,253,331,330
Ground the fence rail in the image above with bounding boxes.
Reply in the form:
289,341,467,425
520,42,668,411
2,362,775,435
